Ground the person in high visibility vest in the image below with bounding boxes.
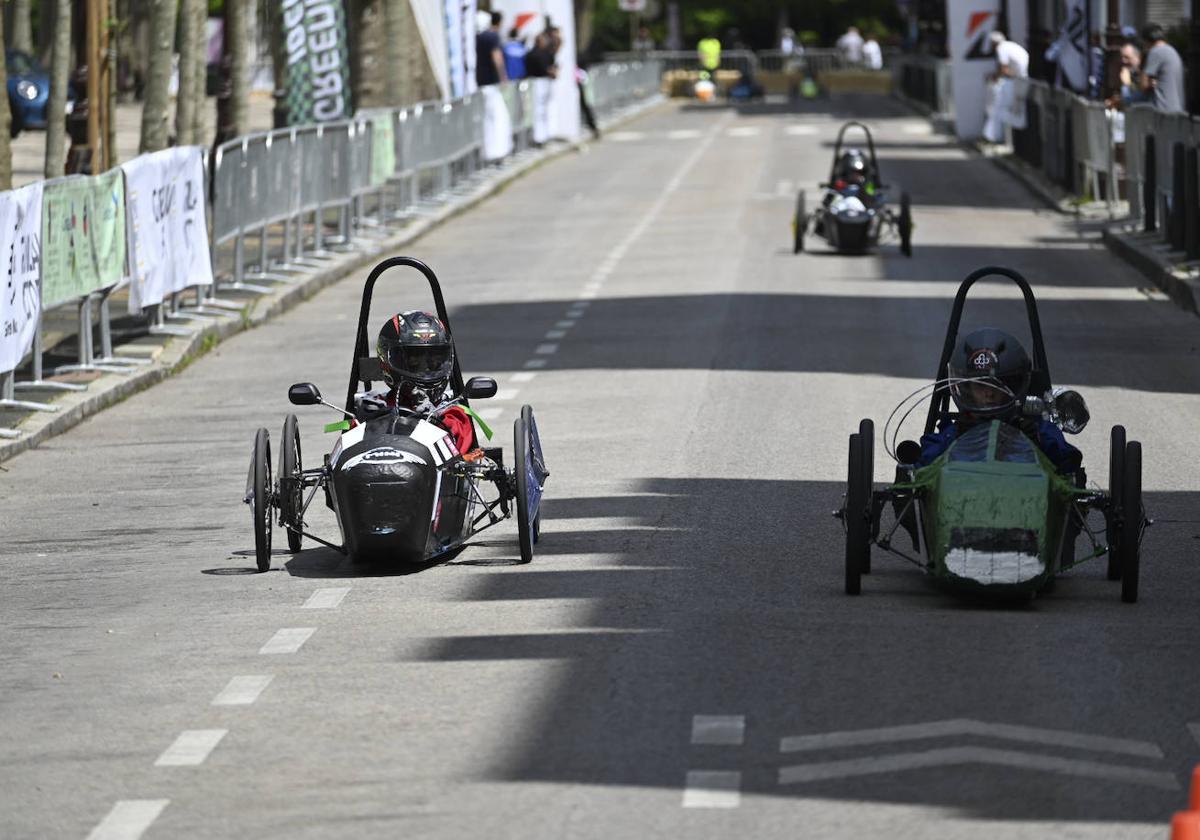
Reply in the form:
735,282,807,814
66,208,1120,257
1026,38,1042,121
697,35,721,72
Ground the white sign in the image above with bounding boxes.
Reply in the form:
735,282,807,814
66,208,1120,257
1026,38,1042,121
490,0,580,140
618,0,647,11
122,146,213,314
946,0,1027,140
0,182,43,375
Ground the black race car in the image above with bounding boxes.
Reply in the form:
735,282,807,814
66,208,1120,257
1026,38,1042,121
243,256,548,570
793,121,913,256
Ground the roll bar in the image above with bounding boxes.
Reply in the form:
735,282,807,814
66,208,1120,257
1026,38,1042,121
829,121,880,184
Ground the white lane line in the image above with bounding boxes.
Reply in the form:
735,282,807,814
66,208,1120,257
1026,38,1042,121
775,179,795,196
785,124,818,136
779,718,1163,758
259,627,315,655
534,343,558,355
478,407,505,420
154,729,228,767
566,309,587,319
86,800,170,840
211,675,274,706
692,715,746,746
554,320,576,329
668,128,702,139
727,125,761,137
492,388,520,401
609,130,645,142
523,359,548,369
682,770,741,808
578,290,598,299
302,587,350,609
1188,723,1200,746
778,746,1179,789
510,371,537,383
903,123,933,135
544,330,567,340
570,300,592,309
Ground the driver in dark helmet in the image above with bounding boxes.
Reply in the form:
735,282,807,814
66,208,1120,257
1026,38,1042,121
362,310,477,456
832,149,875,193
915,328,1082,473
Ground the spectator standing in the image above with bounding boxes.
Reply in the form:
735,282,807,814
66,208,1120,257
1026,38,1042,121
632,26,655,54
1139,24,1185,112
837,26,865,64
525,31,558,146
863,32,883,70
780,27,796,56
503,29,527,81
1106,42,1150,107
983,32,1029,142
476,11,508,88
698,33,721,73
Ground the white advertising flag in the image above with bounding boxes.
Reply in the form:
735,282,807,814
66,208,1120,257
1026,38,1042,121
123,146,213,314
946,0,1001,140
0,181,43,374
490,0,580,140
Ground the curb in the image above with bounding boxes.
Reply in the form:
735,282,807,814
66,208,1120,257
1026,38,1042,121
1102,226,1200,314
0,96,667,465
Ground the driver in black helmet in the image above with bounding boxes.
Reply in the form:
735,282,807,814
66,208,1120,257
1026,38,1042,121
359,310,477,456
915,328,1082,473
831,149,875,195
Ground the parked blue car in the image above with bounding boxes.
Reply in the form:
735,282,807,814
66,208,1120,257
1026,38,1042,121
7,49,72,137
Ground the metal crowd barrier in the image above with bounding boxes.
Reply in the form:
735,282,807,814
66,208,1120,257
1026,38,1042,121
590,61,662,119
604,49,760,78
1123,105,1200,254
892,54,953,117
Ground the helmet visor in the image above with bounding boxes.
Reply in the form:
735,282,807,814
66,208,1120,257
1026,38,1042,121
385,344,453,382
951,376,1016,415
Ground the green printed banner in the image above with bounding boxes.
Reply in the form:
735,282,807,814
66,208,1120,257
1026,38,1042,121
280,0,352,125
370,114,396,187
41,171,127,309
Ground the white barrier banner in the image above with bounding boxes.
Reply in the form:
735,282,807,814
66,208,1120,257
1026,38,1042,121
491,0,580,140
0,182,43,374
482,84,513,160
123,146,213,314
947,0,1000,140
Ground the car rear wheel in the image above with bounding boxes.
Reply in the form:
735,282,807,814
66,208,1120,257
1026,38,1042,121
899,192,913,257
844,432,868,595
793,190,807,254
250,427,273,572
1120,441,1142,604
280,414,303,553
1106,425,1126,580
858,418,874,574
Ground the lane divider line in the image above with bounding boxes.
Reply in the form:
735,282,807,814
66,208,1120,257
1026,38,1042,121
523,359,548,369
258,627,315,655
85,800,170,840
544,330,567,340
682,770,742,808
534,343,558,355
211,675,274,706
554,320,576,329
154,729,228,767
479,407,505,420
492,389,520,402
692,715,746,746
509,372,537,383
302,587,350,610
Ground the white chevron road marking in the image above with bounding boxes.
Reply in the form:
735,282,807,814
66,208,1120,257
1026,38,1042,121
779,718,1163,758
779,746,1179,790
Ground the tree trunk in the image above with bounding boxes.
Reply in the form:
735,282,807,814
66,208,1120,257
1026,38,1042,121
139,0,175,151
105,1,118,166
0,2,13,190
382,0,406,106
11,0,32,54
176,0,198,144
190,0,205,142
227,0,248,137
43,0,70,175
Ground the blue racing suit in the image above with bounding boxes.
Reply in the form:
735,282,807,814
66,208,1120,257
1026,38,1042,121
916,415,1082,473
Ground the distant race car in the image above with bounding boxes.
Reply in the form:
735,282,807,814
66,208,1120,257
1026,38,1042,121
793,120,912,256
837,266,1147,602
243,256,548,570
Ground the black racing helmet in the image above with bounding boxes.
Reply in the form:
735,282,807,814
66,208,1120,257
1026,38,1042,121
836,148,870,184
377,310,454,392
948,328,1032,418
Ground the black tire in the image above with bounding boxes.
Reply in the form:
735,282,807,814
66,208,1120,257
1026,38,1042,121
899,193,913,257
844,433,867,595
280,414,303,553
514,411,534,565
858,418,874,574
251,428,273,572
1106,425,1126,580
793,190,806,254
1120,441,1142,604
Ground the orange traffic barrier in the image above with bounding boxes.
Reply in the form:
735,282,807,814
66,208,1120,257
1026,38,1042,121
1172,811,1200,840
1191,765,1200,811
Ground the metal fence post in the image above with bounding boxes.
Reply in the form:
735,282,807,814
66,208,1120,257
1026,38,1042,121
1144,135,1157,232
1187,147,1199,259
1171,142,1186,249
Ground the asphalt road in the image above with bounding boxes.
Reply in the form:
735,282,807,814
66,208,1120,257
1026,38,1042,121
3,96,1199,839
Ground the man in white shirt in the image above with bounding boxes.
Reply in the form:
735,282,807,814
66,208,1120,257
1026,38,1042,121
991,31,1029,78
982,32,1030,142
837,26,864,64
862,33,883,70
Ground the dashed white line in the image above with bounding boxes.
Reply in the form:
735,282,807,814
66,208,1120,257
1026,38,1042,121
302,587,350,609
534,343,558,355
727,125,761,137
479,407,505,420
259,627,315,655
493,388,520,401
544,330,567,340
566,308,588,319
154,729,228,767
523,359,548,369
578,290,598,299
903,123,933,135
668,128,703,139
570,300,592,309
692,715,746,746
554,320,576,329
682,770,741,808
211,675,274,706
86,800,170,840
510,371,537,383
609,130,645,142
785,124,818,136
